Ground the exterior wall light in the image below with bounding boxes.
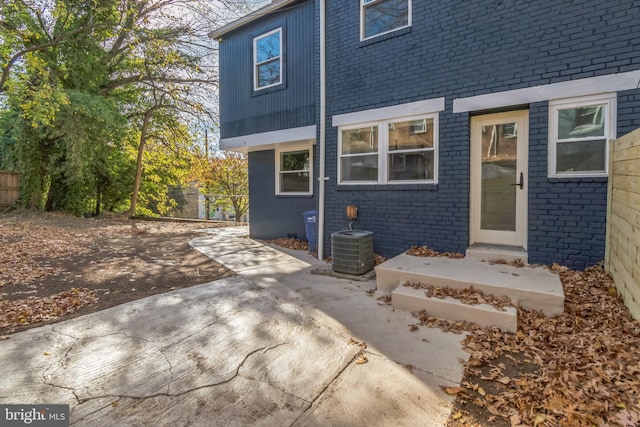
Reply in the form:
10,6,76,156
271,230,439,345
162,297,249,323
346,205,358,221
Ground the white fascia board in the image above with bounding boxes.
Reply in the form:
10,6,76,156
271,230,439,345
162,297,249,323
332,97,446,127
209,0,298,39
453,70,640,113
220,125,317,153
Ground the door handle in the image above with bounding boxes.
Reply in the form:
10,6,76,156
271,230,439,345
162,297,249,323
510,172,524,190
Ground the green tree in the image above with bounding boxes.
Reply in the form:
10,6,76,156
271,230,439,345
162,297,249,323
209,152,249,222
0,0,227,215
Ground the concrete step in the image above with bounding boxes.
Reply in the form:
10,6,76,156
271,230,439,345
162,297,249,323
375,253,564,315
465,244,528,264
392,286,518,333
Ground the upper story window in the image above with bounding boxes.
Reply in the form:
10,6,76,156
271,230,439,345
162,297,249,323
254,28,282,90
339,114,437,184
548,94,616,178
276,145,313,195
361,0,411,40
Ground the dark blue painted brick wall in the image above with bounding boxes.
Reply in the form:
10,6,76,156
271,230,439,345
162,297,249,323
322,0,640,269
248,150,315,241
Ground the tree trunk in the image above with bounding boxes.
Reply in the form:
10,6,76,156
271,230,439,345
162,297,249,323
45,169,67,212
204,194,210,220
95,181,102,216
127,109,155,217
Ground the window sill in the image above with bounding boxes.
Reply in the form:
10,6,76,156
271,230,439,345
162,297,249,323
252,82,287,97
275,193,314,198
547,176,608,183
359,26,411,47
337,183,438,191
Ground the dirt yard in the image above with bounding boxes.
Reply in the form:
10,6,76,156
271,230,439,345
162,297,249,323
3,213,640,426
0,212,237,335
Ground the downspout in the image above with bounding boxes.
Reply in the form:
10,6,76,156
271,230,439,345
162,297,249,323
317,0,327,261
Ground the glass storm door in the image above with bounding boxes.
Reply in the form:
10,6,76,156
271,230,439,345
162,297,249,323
470,111,528,248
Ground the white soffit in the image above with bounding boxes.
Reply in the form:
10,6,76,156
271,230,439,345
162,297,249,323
220,125,317,153
453,70,640,113
332,97,446,127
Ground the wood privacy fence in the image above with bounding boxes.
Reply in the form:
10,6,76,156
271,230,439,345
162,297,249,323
605,128,640,321
0,171,20,208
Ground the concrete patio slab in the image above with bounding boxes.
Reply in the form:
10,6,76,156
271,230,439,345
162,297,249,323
1,226,470,426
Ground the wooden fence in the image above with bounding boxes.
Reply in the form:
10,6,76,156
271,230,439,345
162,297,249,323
605,128,640,321
0,171,20,208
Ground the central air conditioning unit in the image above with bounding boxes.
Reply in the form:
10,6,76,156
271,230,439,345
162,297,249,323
331,230,374,275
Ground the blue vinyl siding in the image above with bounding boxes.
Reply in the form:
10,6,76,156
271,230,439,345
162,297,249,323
248,150,315,240
218,0,315,139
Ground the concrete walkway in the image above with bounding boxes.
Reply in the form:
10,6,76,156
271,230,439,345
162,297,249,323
0,227,469,426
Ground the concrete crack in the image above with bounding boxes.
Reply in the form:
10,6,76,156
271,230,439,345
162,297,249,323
52,324,165,345
405,363,462,384
160,346,175,395
45,327,81,405
72,342,289,406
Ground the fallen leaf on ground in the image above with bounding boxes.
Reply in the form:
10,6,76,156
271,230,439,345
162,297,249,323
264,238,309,251
443,387,465,395
348,338,367,349
406,246,464,258
497,376,511,385
439,263,640,426
0,288,98,331
355,356,368,365
405,282,515,312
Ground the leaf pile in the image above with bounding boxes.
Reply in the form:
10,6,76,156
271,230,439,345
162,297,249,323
416,309,477,335
266,237,386,265
406,246,465,258
489,258,526,268
373,253,387,266
265,238,309,251
0,287,98,331
404,282,515,312
0,222,91,286
442,263,640,426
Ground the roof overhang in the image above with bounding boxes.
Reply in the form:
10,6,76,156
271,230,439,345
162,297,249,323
220,125,317,153
209,0,300,39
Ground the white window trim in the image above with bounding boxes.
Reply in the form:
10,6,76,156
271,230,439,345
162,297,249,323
360,0,412,41
275,143,313,195
253,27,282,91
548,93,616,178
338,113,438,185
453,70,640,113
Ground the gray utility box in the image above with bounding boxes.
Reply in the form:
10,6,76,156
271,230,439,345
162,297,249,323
331,230,374,275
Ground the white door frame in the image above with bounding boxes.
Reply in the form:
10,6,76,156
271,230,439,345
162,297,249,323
470,110,528,249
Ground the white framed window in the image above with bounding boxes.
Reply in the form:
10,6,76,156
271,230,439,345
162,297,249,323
276,145,313,195
548,93,616,178
253,28,282,91
338,114,438,184
361,0,411,41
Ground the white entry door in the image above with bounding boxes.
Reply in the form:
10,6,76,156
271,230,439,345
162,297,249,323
470,111,528,248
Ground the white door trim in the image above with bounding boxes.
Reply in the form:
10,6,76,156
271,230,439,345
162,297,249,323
470,111,528,249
